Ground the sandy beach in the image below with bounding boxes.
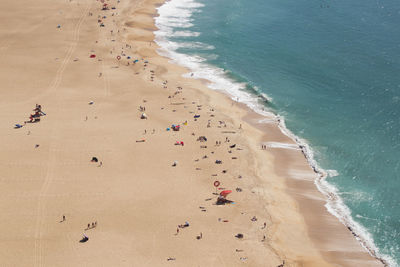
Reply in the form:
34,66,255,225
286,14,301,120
0,0,383,266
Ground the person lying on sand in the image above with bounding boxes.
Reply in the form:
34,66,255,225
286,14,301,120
178,221,189,228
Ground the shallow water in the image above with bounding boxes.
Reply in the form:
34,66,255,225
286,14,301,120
155,0,400,265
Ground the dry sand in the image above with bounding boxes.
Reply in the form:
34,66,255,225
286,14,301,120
0,0,383,266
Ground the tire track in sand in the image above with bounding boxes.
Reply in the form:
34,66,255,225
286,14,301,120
33,2,91,266
14,1,91,107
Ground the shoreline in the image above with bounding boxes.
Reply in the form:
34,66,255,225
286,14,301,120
150,0,386,265
0,0,385,265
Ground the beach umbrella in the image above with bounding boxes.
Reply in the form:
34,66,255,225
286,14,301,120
220,190,232,198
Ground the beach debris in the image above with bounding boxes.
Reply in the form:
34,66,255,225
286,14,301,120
91,157,98,163
89,101,94,105
35,144,40,148
236,187,242,192
136,139,145,143
167,257,176,261
215,160,222,164
251,216,257,222
140,113,147,119
172,161,177,167
90,54,96,58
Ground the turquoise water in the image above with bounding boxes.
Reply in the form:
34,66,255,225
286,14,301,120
155,0,400,265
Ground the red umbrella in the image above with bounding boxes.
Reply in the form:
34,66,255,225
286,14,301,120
220,190,232,198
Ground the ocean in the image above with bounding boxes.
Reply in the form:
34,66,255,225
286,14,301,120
154,0,400,265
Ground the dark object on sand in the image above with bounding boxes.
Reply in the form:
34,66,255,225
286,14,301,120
79,236,89,243
197,136,207,142
178,222,190,228
91,157,98,162
196,233,203,240
235,233,244,239
229,144,236,148
171,124,180,131
216,196,233,205
215,160,222,164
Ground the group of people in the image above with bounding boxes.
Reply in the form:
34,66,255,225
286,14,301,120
261,144,268,150
87,221,98,230
27,104,45,123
